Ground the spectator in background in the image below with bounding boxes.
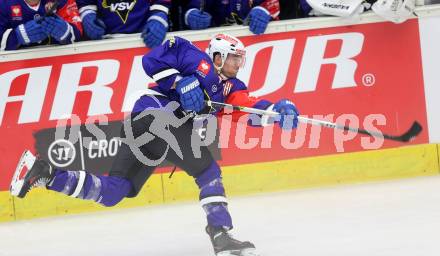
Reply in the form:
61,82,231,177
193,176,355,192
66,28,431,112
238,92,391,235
0,0,83,51
168,0,191,32
77,0,171,48
183,0,280,35
278,0,303,19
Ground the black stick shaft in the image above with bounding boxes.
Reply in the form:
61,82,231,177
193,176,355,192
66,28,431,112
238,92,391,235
207,100,422,143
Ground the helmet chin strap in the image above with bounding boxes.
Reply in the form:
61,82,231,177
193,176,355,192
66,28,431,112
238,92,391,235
219,72,229,81
217,67,232,80
214,62,229,80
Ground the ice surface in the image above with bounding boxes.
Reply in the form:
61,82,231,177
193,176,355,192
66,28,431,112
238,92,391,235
1,176,440,256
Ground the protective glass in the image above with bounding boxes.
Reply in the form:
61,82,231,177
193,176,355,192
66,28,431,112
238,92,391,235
225,53,246,68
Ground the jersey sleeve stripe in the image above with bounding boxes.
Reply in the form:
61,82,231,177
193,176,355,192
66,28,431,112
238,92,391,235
79,5,97,14
184,8,197,26
147,15,168,28
1,28,13,51
152,68,179,82
60,23,73,42
150,4,169,14
18,24,30,44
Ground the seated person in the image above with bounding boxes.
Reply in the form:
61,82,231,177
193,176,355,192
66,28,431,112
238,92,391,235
182,0,280,35
77,0,171,48
0,0,83,51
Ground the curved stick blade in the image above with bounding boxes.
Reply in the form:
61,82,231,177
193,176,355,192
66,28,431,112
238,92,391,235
396,122,423,142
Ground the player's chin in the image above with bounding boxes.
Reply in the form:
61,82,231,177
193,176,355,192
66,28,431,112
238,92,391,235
229,70,239,78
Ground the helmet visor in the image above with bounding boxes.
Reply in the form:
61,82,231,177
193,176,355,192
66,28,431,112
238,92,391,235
225,52,246,69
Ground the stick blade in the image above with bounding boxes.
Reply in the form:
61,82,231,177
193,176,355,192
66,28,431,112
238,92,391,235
396,121,423,142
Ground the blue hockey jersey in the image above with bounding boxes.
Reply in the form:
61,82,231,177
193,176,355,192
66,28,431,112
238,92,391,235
135,36,272,121
76,0,171,34
0,0,82,51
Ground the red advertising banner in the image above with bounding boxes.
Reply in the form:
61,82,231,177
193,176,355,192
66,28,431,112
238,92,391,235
0,20,428,191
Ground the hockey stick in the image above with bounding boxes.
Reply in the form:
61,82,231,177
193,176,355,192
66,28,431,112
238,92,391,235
200,0,205,12
206,100,422,143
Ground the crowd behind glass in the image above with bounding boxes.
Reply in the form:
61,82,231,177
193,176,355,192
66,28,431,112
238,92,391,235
1,0,438,51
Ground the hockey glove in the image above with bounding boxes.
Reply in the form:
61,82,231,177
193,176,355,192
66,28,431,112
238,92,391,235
14,20,48,45
175,75,205,113
299,0,313,16
142,12,168,48
247,7,271,35
41,16,71,43
273,99,299,130
186,9,212,30
82,13,106,40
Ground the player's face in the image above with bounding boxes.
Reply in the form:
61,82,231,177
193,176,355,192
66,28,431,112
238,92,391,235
25,0,41,5
222,54,245,78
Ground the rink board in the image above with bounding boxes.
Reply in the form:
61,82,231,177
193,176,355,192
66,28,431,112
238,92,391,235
2,6,440,223
1,143,438,222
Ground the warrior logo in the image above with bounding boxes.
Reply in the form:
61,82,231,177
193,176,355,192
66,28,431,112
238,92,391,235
48,139,76,167
102,0,136,23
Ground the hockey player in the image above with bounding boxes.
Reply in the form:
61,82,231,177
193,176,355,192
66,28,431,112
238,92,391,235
10,33,299,256
183,0,280,34
76,0,171,48
0,0,83,51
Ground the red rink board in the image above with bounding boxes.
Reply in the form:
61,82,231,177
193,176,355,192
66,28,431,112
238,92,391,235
0,20,428,190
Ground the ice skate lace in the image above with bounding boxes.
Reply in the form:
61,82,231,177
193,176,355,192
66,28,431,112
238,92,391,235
29,177,51,190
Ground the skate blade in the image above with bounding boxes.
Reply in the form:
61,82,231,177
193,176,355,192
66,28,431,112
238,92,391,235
240,248,260,256
217,248,260,256
10,150,36,196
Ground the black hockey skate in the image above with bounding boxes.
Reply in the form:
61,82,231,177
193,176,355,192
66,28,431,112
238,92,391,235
10,150,54,198
206,226,259,256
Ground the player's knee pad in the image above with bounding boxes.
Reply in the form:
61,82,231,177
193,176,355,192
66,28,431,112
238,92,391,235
48,170,132,207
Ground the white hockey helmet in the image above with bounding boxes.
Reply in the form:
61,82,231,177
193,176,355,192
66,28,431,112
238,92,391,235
206,33,246,69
